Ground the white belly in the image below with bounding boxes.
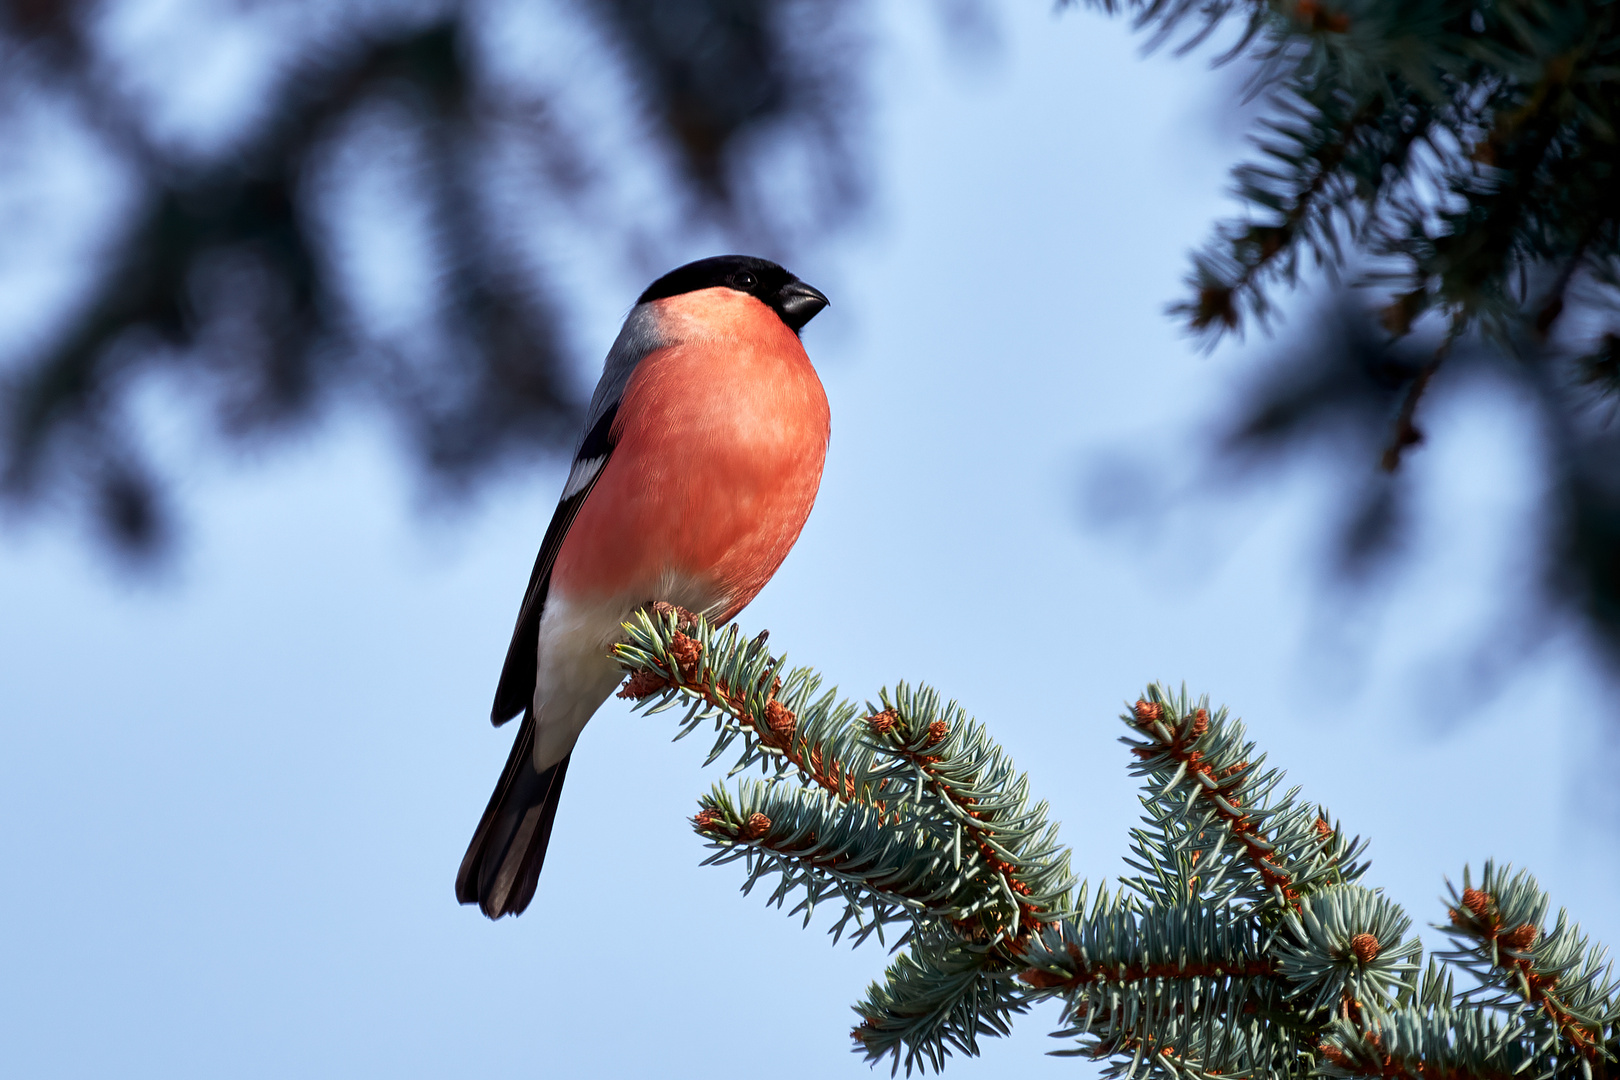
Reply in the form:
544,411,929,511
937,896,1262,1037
530,574,727,771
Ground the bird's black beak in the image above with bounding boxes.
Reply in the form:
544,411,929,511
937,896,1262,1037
775,279,829,332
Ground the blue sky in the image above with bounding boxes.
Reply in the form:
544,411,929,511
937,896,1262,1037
3,2,1617,1077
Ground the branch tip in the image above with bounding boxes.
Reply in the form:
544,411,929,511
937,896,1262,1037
866,708,897,735
669,630,703,681
740,812,771,841
1348,933,1380,963
763,699,797,744
618,670,671,699
650,600,699,630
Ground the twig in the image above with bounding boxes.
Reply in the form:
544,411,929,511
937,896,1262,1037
1380,337,1454,472
1130,699,1303,905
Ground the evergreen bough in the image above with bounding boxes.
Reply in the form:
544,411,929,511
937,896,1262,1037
1075,0,1620,468
613,607,1619,1077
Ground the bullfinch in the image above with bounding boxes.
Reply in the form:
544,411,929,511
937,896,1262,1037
456,255,831,919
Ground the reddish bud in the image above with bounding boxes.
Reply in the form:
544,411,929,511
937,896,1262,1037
1191,285,1238,332
1134,699,1163,723
867,708,898,736
1295,0,1350,32
1318,1043,1350,1067
1501,923,1538,951
1349,933,1380,963
669,631,703,680
764,699,797,741
651,601,698,629
618,670,671,699
1381,289,1426,337
926,720,949,746
1462,888,1490,916
740,812,771,840
1019,969,1071,989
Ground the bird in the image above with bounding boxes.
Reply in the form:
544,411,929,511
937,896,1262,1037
456,255,831,919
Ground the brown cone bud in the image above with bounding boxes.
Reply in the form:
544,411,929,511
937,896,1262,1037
1501,923,1538,951
740,812,771,840
1462,888,1490,916
764,699,797,740
1349,933,1380,963
618,670,671,699
1318,1043,1350,1067
669,631,702,680
651,601,698,629
1295,0,1351,33
1192,284,1238,332
1134,699,1163,723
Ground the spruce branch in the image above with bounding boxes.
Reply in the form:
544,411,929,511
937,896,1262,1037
615,605,876,802
1439,863,1619,1073
1021,888,1295,1077
852,935,1030,1076
1175,90,1394,337
614,610,1075,1073
1380,336,1455,472
1120,685,1368,913
690,781,962,945
1316,1005,1531,1080
1019,888,1280,999
862,683,1075,943
1275,885,1423,1018
1076,0,1620,426
611,618,1618,1078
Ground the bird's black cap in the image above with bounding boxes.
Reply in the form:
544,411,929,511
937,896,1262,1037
637,255,829,333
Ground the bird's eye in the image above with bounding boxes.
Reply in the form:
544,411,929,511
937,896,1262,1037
732,271,757,290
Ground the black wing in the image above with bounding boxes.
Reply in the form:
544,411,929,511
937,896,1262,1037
490,403,619,725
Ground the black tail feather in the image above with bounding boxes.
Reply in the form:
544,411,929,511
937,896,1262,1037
456,713,570,918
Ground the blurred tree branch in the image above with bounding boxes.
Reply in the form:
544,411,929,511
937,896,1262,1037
0,0,865,553
1073,0,1620,681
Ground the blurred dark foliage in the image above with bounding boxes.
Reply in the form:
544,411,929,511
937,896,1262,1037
0,0,863,555
1218,305,1428,578
1072,0,1620,678
1215,295,1620,678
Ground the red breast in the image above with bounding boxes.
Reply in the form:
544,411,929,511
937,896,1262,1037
550,287,830,617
